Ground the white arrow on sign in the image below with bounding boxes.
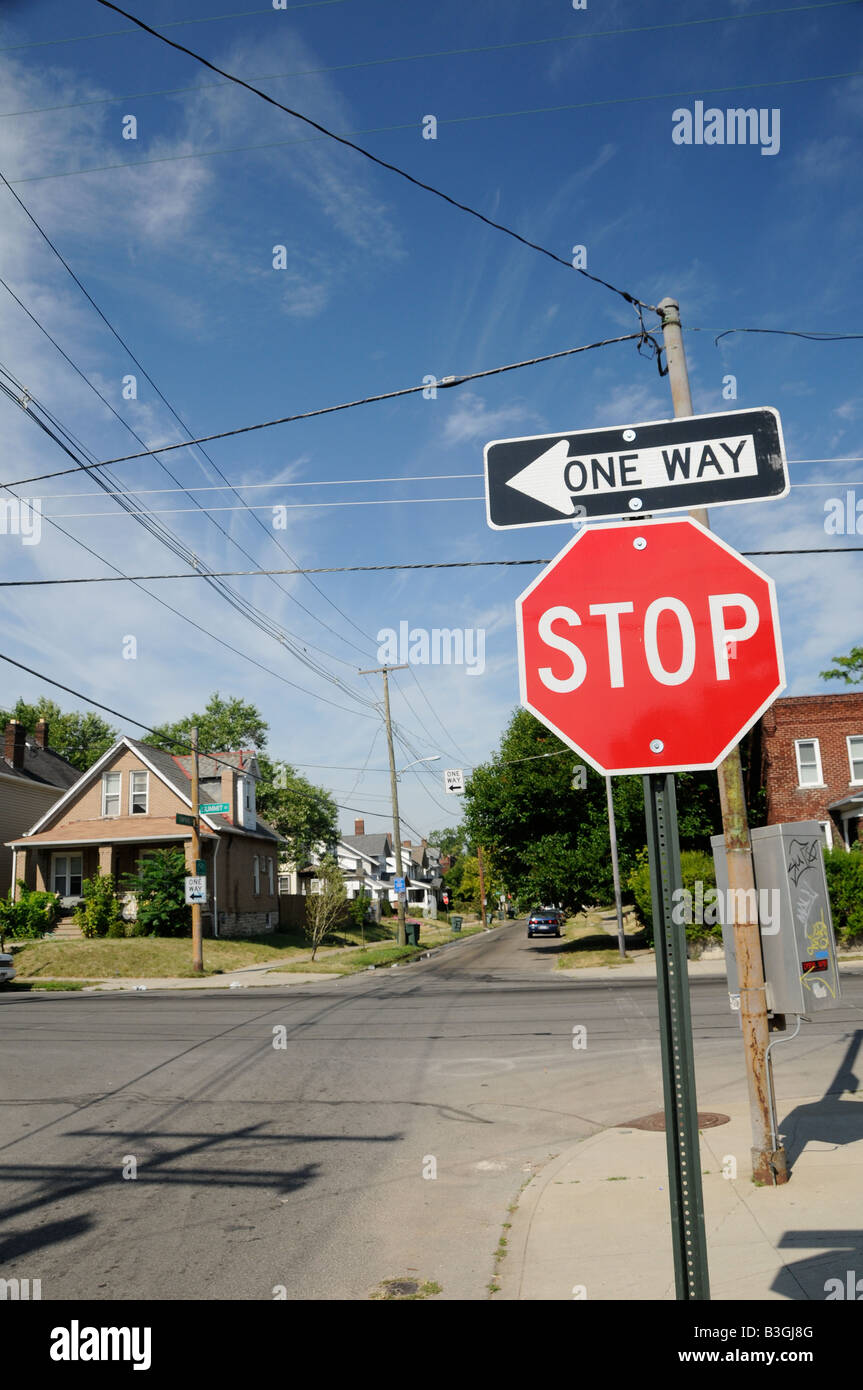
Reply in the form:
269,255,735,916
504,440,578,517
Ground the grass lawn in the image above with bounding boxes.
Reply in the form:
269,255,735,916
554,908,650,970
9,915,489,980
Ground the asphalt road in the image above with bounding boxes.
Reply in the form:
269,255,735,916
2,922,861,1301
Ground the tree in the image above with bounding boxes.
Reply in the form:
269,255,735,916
0,697,116,772
149,692,269,755
122,848,188,937
257,757,338,866
304,856,346,960
820,646,863,686
427,827,465,860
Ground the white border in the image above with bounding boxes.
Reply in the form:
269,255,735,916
514,515,786,775
485,405,788,531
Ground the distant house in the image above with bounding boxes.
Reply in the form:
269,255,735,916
7,737,283,935
754,691,863,849
0,719,79,898
281,819,442,914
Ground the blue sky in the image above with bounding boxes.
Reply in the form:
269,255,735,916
0,0,861,836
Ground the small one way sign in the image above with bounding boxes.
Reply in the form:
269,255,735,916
484,407,787,529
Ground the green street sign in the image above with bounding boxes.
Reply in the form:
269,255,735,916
175,813,196,827
195,860,207,876
199,802,230,814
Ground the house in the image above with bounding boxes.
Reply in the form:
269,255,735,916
0,719,79,898
6,737,283,936
280,820,442,915
754,691,863,849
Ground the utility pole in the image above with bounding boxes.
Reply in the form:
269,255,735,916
659,297,787,1186
606,777,626,960
359,664,409,947
477,844,487,927
190,726,203,975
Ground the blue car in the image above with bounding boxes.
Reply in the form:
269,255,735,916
527,908,562,939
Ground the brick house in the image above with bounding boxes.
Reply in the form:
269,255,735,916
754,691,863,849
0,719,79,898
7,737,283,936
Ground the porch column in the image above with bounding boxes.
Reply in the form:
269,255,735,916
98,844,114,879
33,849,48,893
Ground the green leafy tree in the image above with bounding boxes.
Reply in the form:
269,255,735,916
304,856,347,960
122,848,189,937
427,827,465,860
0,882,59,946
820,646,863,686
149,692,269,756
0,697,116,772
257,757,338,865
74,871,125,939
823,845,863,944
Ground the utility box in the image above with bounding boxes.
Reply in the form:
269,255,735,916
711,822,841,1016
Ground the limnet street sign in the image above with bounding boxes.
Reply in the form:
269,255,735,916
485,407,787,529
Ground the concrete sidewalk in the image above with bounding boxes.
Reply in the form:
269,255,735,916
498,1093,863,1302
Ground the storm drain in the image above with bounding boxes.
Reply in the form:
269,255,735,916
618,1111,730,1132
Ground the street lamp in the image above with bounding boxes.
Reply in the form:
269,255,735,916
396,755,440,779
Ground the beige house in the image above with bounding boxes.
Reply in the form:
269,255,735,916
7,737,283,937
0,719,79,898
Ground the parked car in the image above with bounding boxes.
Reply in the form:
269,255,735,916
0,952,17,985
527,909,561,939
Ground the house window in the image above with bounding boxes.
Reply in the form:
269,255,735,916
52,853,83,897
129,770,148,814
794,739,824,787
102,771,121,816
848,735,863,784
253,856,260,895
267,857,274,895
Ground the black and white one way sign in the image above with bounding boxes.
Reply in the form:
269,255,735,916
484,407,787,530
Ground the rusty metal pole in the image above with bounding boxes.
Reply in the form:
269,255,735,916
658,297,787,1185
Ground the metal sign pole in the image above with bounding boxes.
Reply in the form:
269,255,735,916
643,772,710,1300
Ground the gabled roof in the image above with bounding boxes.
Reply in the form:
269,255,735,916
20,737,283,843
341,832,392,858
0,738,79,791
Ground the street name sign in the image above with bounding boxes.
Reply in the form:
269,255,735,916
199,802,229,814
444,768,465,794
184,875,207,904
485,407,787,529
515,515,785,776
175,813,196,827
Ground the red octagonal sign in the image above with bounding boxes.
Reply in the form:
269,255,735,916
516,516,785,775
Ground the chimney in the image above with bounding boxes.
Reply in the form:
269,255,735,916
4,719,26,768
403,839,411,848
220,765,236,822
421,838,427,847
34,718,48,749
354,818,365,836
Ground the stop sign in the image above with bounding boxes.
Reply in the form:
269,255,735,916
516,516,785,775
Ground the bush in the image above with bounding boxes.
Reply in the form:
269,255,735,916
74,871,125,939
121,848,189,937
824,845,863,946
379,898,394,918
347,892,370,928
628,848,718,944
0,882,60,943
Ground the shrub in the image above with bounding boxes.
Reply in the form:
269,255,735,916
823,845,863,946
121,848,189,937
628,848,718,944
347,892,370,928
379,898,394,918
0,882,60,944
74,871,125,939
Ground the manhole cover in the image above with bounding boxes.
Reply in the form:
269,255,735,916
619,1111,730,1132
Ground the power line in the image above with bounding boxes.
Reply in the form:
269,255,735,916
5,3,852,119
0,335,644,488
13,66,863,188
95,1,657,315
4,548,862,588
0,0,353,51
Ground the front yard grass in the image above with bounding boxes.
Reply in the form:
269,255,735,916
9,915,488,980
554,908,650,970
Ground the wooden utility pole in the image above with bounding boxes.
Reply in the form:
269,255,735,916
658,297,787,1185
477,844,487,927
190,726,203,974
358,664,409,947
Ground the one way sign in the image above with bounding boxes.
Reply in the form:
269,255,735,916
484,407,787,529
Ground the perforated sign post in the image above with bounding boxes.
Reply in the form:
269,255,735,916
515,515,785,1302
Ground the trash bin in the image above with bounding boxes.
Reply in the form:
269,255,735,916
405,921,419,947
451,915,463,932
497,909,505,921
